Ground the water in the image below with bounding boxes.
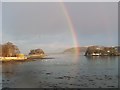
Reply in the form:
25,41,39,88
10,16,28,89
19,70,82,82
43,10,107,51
2,53,118,88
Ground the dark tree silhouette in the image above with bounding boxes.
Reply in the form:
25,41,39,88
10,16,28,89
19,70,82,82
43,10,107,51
29,49,44,55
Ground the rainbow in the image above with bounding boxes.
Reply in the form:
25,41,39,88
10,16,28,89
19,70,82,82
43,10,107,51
59,2,80,57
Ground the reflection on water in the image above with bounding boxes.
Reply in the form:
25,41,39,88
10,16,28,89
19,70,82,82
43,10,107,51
86,56,118,60
2,54,118,88
2,62,19,78
0,62,2,89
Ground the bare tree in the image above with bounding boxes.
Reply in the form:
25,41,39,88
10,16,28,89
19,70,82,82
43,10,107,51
2,42,20,57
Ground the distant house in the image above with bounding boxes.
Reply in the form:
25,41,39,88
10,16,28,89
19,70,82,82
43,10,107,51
85,46,120,56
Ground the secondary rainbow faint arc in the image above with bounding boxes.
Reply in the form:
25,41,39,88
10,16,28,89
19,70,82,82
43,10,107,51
60,2,80,55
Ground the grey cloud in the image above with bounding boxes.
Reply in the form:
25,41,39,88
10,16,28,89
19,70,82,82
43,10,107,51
2,2,118,53
3,2,70,39
65,2,118,35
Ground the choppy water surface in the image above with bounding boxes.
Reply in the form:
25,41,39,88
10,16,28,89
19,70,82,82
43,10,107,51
2,54,118,88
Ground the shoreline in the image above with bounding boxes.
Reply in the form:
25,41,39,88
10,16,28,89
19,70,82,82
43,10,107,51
1,57,55,63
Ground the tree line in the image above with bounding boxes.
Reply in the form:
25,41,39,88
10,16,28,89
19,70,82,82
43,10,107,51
0,42,45,57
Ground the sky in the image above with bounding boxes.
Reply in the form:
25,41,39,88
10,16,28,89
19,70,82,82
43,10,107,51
2,2,118,54
0,2,1,44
